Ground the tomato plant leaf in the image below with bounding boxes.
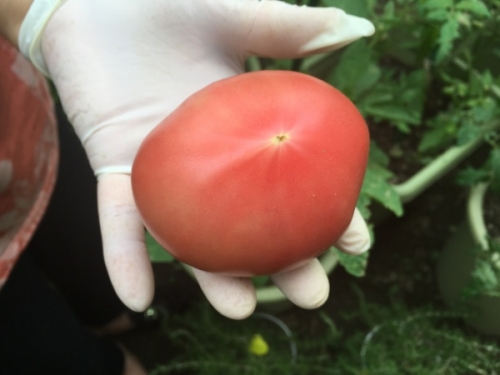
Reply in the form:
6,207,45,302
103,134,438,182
359,70,426,129
364,105,419,128
361,167,403,217
471,97,499,124
334,247,369,277
421,0,454,9
456,0,491,18
436,18,461,62
357,142,403,220
456,166,490,186
356,193,372,220
321,0,370,17
353,63,382,100
369,141,391,168
327,40,375,101
425,8,449,21
464,259,500,297
383,0,395,18
490,148,500,193
457,121,483,145
418,124,455,153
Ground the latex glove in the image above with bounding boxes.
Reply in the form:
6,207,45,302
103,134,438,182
20,0,374,319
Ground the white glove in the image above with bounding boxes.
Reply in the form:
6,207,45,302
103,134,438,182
20,0,374,319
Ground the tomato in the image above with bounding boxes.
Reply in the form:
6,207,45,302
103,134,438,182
132,70,369,276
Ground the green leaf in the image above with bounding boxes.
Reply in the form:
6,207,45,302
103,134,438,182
369,141,391,168
472,260,499,291
334,247,369,277
252,276,270,288
418,126,455,153
456,11,472,27
471,97,499,124
436,18,461,62
368,162,395,180
359,70,426,127
490,237,500,253
264,58,293,71
490,148,500,193
456,166,490,186
356,193,372,220
361,167,403,217
146,232,175,263
321,0,370,17
425,8,449,21
457,121,483,145
327,40,374,99
352,63,382,100
421,0,454,10
364,105,421,126
456,0,491,17
383,1,395,18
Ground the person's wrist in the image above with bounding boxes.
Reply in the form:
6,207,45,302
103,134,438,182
18,0,67,76
0,0,33,49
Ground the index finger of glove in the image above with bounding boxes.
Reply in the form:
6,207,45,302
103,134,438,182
97,174,155,312
217,0,375,58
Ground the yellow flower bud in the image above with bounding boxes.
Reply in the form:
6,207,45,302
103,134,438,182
248,334,270,356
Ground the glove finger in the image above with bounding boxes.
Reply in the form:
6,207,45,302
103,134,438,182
334,208,371,255
97,174,154,312
270,258,329,309
192,268,256,320
218,0,374,58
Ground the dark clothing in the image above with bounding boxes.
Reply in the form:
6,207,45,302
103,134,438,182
0,250,124,375
0,105,126,374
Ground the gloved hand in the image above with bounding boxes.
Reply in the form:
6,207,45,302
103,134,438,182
20,0,374,319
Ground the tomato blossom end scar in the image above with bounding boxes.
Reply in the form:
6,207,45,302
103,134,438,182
271,133,290,145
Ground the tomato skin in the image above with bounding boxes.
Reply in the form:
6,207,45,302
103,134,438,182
132,71,369,276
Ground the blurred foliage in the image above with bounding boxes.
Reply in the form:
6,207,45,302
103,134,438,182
333,247,370,277
146,231,175,263
462,237,500,298
149,289,500,375
306,0,498,274
311,0,500,210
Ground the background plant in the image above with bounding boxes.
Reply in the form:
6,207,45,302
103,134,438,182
296,0,499,276
462,237,500,298
304,0,500,218
148,290,500,375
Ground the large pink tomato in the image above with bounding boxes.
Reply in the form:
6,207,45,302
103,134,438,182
132,70,369,276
